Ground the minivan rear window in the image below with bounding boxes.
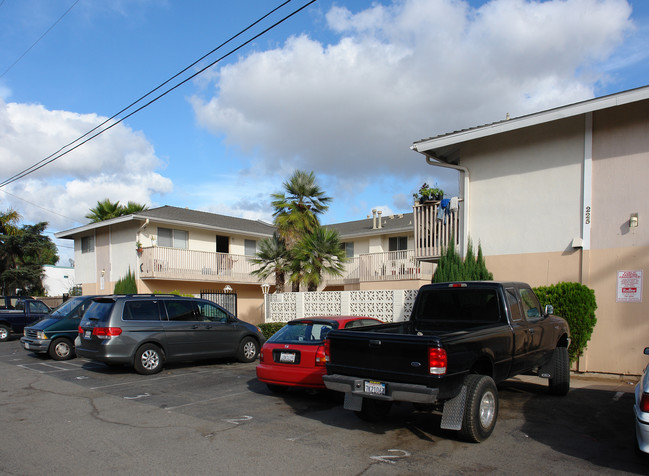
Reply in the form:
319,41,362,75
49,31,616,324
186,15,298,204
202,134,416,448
82,301,114,324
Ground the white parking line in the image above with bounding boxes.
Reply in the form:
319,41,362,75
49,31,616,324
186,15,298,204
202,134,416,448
165,391,250,411
90,368,219,390
612,391,624,401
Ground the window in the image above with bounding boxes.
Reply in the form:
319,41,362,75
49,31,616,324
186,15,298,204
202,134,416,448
216,235,229,253
158,228,188,249
81,236,95,253
519,288,542,322
343,242,354,258
389,236,408,251
505,288,523,322
196,301,229,323
28,301,50,313
123,300,160,321
164,300,196,321
244,239,257,256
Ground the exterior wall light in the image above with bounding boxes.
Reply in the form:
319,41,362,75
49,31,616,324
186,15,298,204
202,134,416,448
223,285,233,293
630,213,639,228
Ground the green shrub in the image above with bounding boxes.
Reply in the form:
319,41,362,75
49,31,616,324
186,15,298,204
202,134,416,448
433,238,493,283
259,322,286,340
534,282,597,363
113,267,137,294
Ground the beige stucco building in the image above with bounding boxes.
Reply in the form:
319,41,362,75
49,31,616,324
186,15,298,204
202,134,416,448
412,85,649,375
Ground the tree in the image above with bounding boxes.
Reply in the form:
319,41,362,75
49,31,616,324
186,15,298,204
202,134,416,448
249,233,289,292
432,237,492,283
85,199,148,223
269,170,333,291
0,221,58,295
289,226,346,292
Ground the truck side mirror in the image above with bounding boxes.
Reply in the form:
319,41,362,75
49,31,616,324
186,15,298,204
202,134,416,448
544,304,554,316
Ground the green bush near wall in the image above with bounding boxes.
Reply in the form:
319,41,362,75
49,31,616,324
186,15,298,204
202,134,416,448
534,282,597,363
259,322,286,340
113,267,137,294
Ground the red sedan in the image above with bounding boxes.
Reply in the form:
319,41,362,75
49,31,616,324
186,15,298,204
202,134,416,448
256,316,382,392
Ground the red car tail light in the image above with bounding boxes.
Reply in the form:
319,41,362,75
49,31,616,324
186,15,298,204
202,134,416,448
324,338,331,362
259,348,266,362
640,392,649,413
315,345,328,367
92,327,122,339
429,347,447,375
78,326,83,334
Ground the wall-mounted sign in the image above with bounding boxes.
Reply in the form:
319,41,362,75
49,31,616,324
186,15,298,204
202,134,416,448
616,270,642,303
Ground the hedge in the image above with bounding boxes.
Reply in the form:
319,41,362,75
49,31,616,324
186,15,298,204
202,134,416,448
259,322,286,340
534,282,597,363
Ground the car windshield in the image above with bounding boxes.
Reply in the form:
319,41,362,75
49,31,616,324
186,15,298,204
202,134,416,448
268,321,335,344
49,297,85,319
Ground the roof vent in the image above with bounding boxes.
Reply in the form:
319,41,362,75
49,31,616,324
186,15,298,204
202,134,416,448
377,210,383,229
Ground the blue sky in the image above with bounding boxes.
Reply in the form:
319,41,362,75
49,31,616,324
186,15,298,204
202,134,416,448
0,0,647,265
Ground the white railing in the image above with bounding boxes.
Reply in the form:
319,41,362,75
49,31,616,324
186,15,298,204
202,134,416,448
138,247,433,286
413,200,462,259
325,250,433,285
139,247,266,284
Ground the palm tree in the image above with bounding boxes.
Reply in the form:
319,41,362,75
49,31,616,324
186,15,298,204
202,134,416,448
249,233,289,292
289,226,346,292
271,170,332,246
271,170,332,291
85,199,148,223
0,209,21,236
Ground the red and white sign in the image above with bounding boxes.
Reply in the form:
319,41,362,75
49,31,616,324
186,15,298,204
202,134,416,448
616,270,643,303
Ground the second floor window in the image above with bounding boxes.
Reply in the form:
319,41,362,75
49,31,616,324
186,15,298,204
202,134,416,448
343,242,354,258
158,228,188,249
389,236,408,251
244,239,257,256
81,236,94,253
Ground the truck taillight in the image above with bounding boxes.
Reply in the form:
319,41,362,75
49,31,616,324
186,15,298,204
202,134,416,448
429,347,447,375
315,345,328,367
641,392,649,413
92,327,122,339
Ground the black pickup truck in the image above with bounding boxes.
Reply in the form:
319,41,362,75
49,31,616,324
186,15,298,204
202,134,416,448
322,281,570,442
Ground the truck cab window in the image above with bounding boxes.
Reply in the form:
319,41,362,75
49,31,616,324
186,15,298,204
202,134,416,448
519,288,542,322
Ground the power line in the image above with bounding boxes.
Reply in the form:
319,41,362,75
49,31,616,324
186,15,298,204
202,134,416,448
0,0,316,189
0,0,80,80
0,188,77,222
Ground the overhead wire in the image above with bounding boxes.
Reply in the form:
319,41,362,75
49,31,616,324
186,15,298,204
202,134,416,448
0,0,311,189
0,0,80,80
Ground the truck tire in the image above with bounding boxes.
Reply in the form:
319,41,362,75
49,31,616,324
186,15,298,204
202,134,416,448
355,398,392,422
548,346,570,396
49,337,75,360
459,374,498,443
0,324,9,342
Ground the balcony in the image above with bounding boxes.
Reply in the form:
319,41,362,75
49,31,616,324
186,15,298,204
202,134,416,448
413,200,462,260
138,247,433,287
138,247,266,285
325,250,434,286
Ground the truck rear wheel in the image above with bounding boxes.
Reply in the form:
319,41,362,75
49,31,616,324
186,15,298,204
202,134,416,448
355,398,392,422
548,347,570,396
0,324,9,342
459,375,498,443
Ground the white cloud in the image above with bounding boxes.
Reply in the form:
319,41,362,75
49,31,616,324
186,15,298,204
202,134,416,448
191,0,633,182
0,99,172,229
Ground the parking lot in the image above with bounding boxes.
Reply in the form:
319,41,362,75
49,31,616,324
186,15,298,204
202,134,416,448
1,338,647,475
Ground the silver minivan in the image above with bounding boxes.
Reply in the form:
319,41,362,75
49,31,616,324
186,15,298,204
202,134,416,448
75,295,265,374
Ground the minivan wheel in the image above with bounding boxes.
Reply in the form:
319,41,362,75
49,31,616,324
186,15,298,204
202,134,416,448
237,337,258,363
49,337,74,360
134,344,163,375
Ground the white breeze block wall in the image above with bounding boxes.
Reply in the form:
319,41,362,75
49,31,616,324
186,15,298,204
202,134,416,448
265,289,419,323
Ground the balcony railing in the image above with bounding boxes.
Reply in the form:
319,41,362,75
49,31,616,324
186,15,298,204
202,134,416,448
413,200,462,260
139,247,266,284
325,250,433,286
138,247,433,286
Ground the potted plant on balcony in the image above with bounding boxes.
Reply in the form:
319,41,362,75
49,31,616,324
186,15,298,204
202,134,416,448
136,241,143,253
414,183,444,203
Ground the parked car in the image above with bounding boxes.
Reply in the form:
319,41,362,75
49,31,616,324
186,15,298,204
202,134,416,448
75,294,266,375
634,347,649,456
0,295,33,310
21,295,98,360
0,298,50,342
256,316,382,393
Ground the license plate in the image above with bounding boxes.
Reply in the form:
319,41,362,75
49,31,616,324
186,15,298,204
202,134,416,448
364,380,386,395
279,352,296,363
84,330,92,339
